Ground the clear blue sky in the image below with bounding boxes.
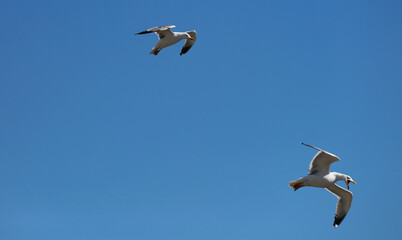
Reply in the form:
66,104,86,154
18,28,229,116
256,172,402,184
1,0,402,239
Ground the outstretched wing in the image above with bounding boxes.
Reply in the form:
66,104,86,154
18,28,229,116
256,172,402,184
308,150,340,175
135,25,175,39
180,30,197,55
326,184,353,227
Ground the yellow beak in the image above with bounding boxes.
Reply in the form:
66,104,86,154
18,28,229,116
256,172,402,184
346,180,356,190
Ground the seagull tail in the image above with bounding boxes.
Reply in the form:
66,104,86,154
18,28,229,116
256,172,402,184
289,179,304,191
289,180,298,188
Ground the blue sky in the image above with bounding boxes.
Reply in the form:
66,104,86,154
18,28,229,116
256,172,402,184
1,0,402,239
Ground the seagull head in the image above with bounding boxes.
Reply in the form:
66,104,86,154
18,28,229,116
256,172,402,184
184,33,194,41
345,175,356,190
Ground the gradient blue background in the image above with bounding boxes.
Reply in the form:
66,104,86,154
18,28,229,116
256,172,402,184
1,0,402,239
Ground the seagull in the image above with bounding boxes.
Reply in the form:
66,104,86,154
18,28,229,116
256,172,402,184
289,143,356,228
135,25,197,55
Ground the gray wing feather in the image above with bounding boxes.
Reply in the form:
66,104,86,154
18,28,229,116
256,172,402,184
180,31,197,55
326,184,353,227
135,25,175,37
308,151,340,175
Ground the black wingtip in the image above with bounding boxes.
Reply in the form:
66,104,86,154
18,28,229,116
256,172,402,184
333,215,345,228
135,31,150,35
180,47,191,56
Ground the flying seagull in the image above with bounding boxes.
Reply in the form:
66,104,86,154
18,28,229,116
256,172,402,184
135,25,197,55
289,143,356,228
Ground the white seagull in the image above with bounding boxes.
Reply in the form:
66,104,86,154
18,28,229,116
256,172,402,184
289,143,356,228
135,25,197,55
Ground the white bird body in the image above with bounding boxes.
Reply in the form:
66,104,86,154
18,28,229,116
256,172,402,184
135,25,197,55
292,172,347,188
295,174,335,188
156,32,189,48
289,143,356,228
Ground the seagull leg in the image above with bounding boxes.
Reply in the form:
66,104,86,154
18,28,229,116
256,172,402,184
149,48,161,55
293,183,304,191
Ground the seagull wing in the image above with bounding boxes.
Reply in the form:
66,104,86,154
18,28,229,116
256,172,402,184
135,25,175,39
308,150,340,175
180,30,197,55
326,184,353,227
